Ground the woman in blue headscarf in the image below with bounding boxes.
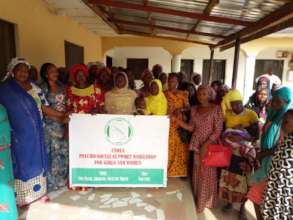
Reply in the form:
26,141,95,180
0,58,65,207
247,86,292,220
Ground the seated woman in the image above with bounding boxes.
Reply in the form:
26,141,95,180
176,85,224,213
219,90,259,220
247,86,292,220
261,109,293,219
0,105,17,220
105,72,137,115
164,73,190,177
145,79,167,115
67,64,104,114
0,57,65,207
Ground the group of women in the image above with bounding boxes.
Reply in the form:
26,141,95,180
0,57,292,220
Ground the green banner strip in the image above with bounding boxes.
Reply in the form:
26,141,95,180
72,168,164,185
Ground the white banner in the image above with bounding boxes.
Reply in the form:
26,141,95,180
69,114,169,187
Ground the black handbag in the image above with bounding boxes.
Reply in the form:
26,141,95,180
177,127,192,143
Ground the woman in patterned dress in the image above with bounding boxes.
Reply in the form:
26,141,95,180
40,63,69,192
165,73,190,177
261,109,293,219
219,90,259,219
0,58,65,207
66,64,104,114
0,104,17,220
176,85,224,213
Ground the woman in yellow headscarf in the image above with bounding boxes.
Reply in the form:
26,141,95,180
221,89,243,116
145,79,167,115
219,89,259,219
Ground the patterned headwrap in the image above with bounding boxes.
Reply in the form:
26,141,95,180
2,57,31,81
69,64,89,83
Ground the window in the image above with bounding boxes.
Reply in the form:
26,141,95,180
202,59,226,84
181,59,194,81
254,60,283,87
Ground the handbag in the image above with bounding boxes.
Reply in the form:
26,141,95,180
177,127,192,143
202,142,232,167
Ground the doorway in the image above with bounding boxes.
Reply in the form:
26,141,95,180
64,41,84,68
127,58,149,79
202,59,226,84
106,56,113,68
181,59,194,81
0,19,16,80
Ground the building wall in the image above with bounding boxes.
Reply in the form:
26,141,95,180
0,0,102,69
105,47,172,73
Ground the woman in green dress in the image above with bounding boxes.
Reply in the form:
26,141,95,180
0,104,18,220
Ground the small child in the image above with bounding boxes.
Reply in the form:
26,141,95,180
134,96,147,115
261,109,293,219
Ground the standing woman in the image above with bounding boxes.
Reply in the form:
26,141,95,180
245,88,269,131
165,73,189,177
176,85,224,213
0,58,64,207
40,63,69,192
104,72,137,114
139,69,154,97
0,105,17,220
247,87,292,220
145,79,167,115
218,90,259,219
67,64,104,114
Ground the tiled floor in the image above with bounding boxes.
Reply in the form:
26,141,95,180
19,178,256,220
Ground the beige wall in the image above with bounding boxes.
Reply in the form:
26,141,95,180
0,0,102,69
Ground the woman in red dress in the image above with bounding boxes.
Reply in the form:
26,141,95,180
66,64,104,114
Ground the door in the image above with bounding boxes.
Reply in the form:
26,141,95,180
64,41,84,68
0,19,16,80
254,60,283,87
106,56,113,68
127,58,148,79
181,59,194,81
202,59,226,84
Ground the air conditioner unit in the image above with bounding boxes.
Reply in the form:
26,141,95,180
276,50,289,58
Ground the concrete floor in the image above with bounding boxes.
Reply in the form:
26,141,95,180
19,178,256,220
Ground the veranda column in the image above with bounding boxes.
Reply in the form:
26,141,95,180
243,55,256,102
171,54,182,73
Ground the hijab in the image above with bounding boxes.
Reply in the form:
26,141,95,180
105,72,137,114
145,79,167,115
251,86,292,183
221,89,243,115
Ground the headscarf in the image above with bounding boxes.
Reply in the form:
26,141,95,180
113,72,129,92
251,86,292,183
104,72,137,115
2,57,31,81
197,85,216,102
69,64,89,83
145,79,167,115
221,89,243,115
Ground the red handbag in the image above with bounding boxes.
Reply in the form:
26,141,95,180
202,143,232,167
